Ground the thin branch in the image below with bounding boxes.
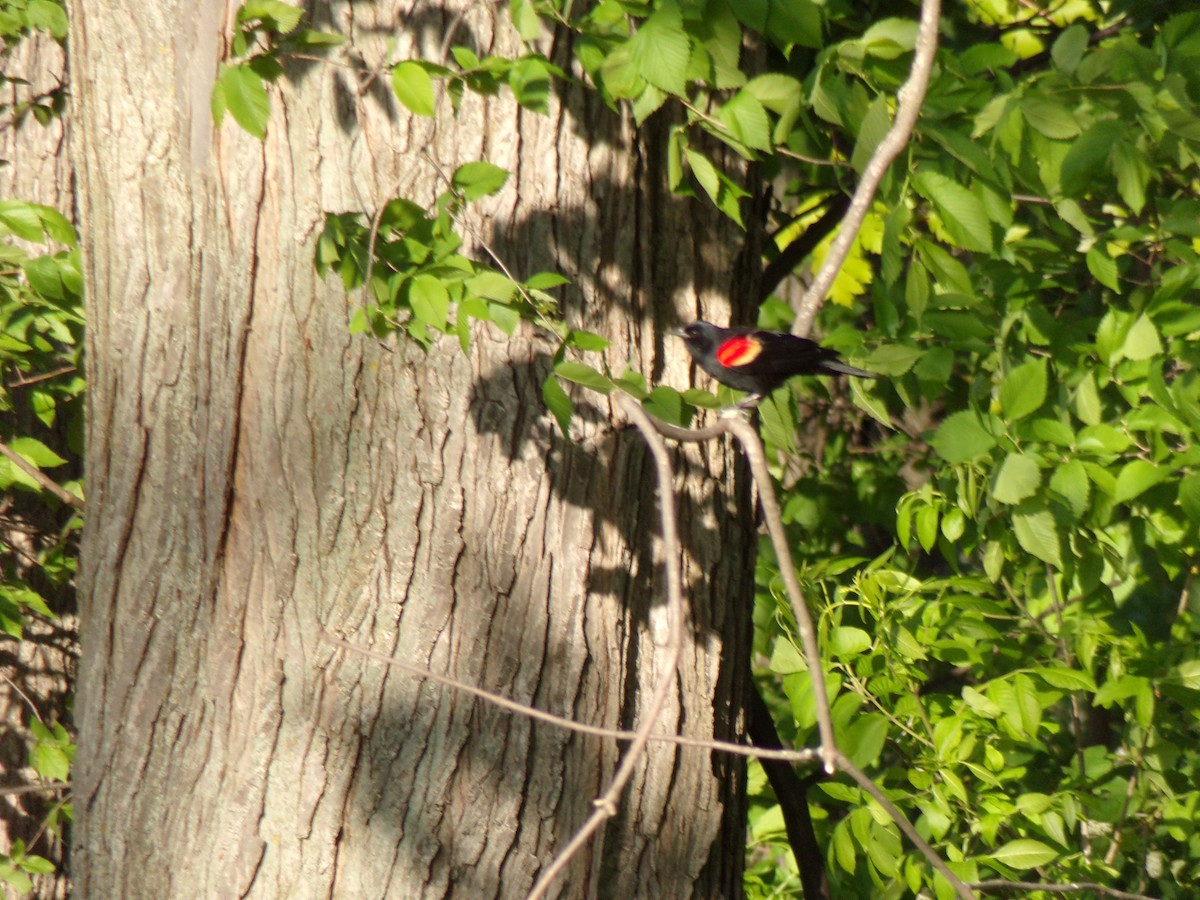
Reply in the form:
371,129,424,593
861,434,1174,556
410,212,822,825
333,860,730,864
526,393,687,900
325,633,821,764
724,414,837,773
793,0,942,337
973,880,1157,900
835,750,975,900
0,440,84,509
0,671,45,723
5,364,77,388
0,782,71,798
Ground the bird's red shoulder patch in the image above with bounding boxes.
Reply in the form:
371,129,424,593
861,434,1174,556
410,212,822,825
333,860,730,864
716,335,763,367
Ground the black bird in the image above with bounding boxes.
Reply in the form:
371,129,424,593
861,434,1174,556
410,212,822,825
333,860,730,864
675,321,874,406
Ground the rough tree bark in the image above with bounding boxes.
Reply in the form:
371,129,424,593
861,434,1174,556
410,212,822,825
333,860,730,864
70,1,762,896
0,28,74,900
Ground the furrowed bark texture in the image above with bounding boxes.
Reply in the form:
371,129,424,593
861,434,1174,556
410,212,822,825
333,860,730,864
71,1,762,896
0,30,74,900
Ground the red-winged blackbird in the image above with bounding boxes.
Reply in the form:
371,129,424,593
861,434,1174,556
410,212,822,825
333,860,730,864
676,321,875,406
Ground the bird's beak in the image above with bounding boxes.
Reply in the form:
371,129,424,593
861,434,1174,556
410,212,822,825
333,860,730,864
670,327,687,338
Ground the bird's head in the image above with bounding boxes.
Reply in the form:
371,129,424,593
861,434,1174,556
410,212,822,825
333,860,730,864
673,321,721,357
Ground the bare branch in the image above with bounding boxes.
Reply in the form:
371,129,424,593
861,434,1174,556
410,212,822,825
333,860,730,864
723,414,837,773
0,782,71,798
526,393,688,899
793,0,942,337
327,634,822,764
0,440,84,509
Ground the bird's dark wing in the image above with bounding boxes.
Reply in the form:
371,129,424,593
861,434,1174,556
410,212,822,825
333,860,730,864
735,330,841,375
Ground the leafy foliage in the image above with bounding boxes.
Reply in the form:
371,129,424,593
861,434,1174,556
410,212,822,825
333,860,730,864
224,0,1200,895
0,199,81,897
211,0,344,139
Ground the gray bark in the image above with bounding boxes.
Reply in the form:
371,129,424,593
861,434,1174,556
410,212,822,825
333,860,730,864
71,2,761,896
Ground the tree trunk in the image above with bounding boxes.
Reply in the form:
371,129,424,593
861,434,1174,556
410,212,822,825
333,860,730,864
70,2,760,896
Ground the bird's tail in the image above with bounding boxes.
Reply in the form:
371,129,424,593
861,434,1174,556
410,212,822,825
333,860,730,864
821,360,875,378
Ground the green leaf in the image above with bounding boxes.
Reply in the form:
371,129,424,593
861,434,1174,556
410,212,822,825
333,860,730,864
930,410,997,464
1012,502,1062,568
1020,96,1079,139
510,0,542,41
239,0,303,32
1121,315,1162,362
829,626,871,659
765,0,821,49
844,713,888,768
488,302,521,335
542,374,573,437
1033,666,1096,691
1000,358,1047,421
1049,460,1090,518
993,453,1041,505
452,161,509,200
627,2,691,97
1060,120,1122,197
30,741,70,782
18,853,55,875
1180,472,1200,522
215,63,269,139
913,170,994,253
26,0,68,38
392,61,436,118
685,148,721,204
987,838,1058,870
8,437,67,468
743,73,802,112
509,57,551,114
1074,372,1102,426
1112,140,1149,214
1113,459,1168,504
862,344,922,376
526,272,569,290
643,386,691,426
0,200,46,241
851,94,891,175
554,360,613,393
1051,23,1089,73
1171,660,1200,691
850,378,892,429
719,90,772,152
566,330,609,352
1086,246,1120,292
465,270,518,302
